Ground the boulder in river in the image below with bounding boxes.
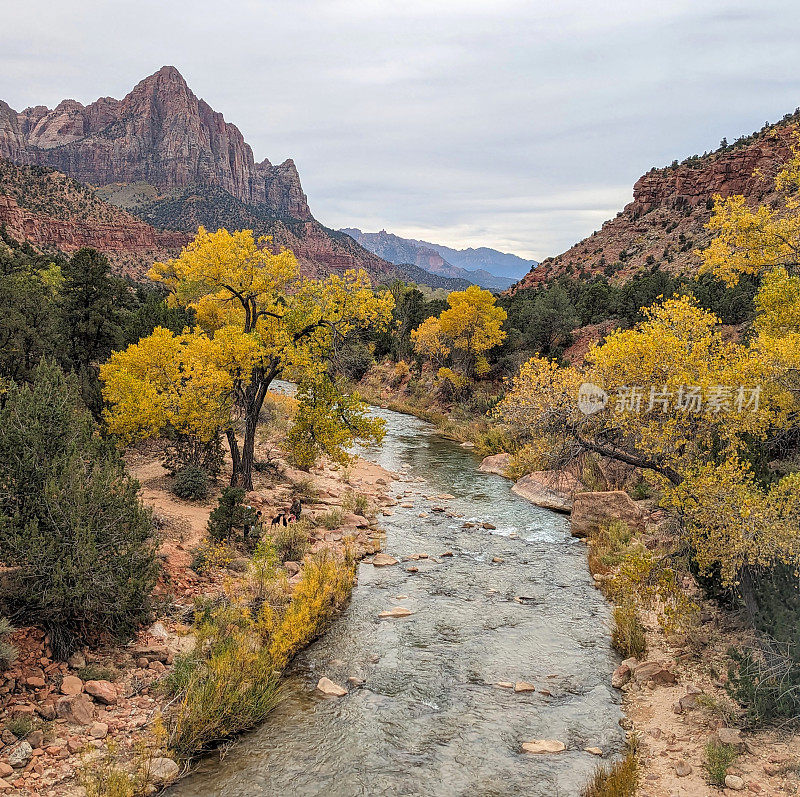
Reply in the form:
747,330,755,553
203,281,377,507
379,607,414,618
512,471,584,513
521,739,566,754
514,682,536,693
478,453,511,476
372,553,398,567
570,490,645,538
317,677,348,697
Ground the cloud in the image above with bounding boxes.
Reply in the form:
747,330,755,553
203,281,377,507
1,0,799,260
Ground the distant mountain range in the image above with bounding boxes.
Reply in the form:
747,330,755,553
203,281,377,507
341,228,537,291
0,66,469,290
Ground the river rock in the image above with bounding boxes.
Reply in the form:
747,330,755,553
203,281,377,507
612,663,631,689
150,757,180,785
584,747,603,756
8,741,32,768
479,453,511,476
514,682,536,693
522,739,566,754
372,553,398,567
570,491,645,538
675,762,692,777
512,471,584,513
379,607,413,618
316,677,348,697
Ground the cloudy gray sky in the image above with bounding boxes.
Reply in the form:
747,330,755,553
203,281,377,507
3,0,800,260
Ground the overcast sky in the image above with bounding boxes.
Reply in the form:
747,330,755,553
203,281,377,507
3,0,800,260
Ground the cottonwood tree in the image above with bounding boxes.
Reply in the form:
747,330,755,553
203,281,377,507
412,285,506,377
102,228,394,488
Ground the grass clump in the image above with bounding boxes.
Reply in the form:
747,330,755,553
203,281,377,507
342,490,370,517
77,664,119,683
611,602,648,660
80,718,171,797
171,465,209,501
0,617,17,670
704,739,738,786
317,508,343,530
273,518,311,563
164,547,356,757
6,715,34,739
163,605,283,757
581,738,639,797
726,646,800,727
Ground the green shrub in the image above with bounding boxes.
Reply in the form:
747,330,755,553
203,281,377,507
273,519,310,563
6,715,34,739
165,547,356,757
704,739,738,786
0,361,158,658
164,611,282,757
207,487,254,543
0,617,17,670
727,646,800,726
172,465,209,500
342,490,370,517
581,738,638,796
611,602,647,660
630,478,651,500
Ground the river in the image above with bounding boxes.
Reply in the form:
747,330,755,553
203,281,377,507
169,406,624,796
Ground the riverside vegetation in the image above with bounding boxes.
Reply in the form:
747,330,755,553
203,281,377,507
0,228,396,793
346,145,800,794
2,147,800,796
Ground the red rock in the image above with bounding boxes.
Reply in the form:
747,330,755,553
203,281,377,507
59,676,83,696
83,681,117,705
55,695,94,725
511,125,798,292
0,68,400,282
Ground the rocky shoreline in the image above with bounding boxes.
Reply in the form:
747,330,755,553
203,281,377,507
482,452,800,796
0,446,400,796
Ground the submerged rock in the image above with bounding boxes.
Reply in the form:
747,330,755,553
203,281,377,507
521,739,566,754
379,607,414,618
316,677,348,697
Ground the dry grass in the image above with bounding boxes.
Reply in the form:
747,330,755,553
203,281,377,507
581,738,639,797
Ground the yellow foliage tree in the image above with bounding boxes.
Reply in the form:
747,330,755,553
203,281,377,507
495,295,800,593
101,227,394,487
411,285,506,377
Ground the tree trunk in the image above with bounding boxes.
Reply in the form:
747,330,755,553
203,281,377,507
236,413,259,491
229,372,273,490
226,428,242,486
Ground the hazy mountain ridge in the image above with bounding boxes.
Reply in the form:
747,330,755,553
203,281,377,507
342,227,536,290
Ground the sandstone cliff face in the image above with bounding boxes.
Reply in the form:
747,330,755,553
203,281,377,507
513,124,797,291
0,158,188,278
0,66,310,220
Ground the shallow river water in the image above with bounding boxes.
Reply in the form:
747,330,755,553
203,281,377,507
169,407,624,797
